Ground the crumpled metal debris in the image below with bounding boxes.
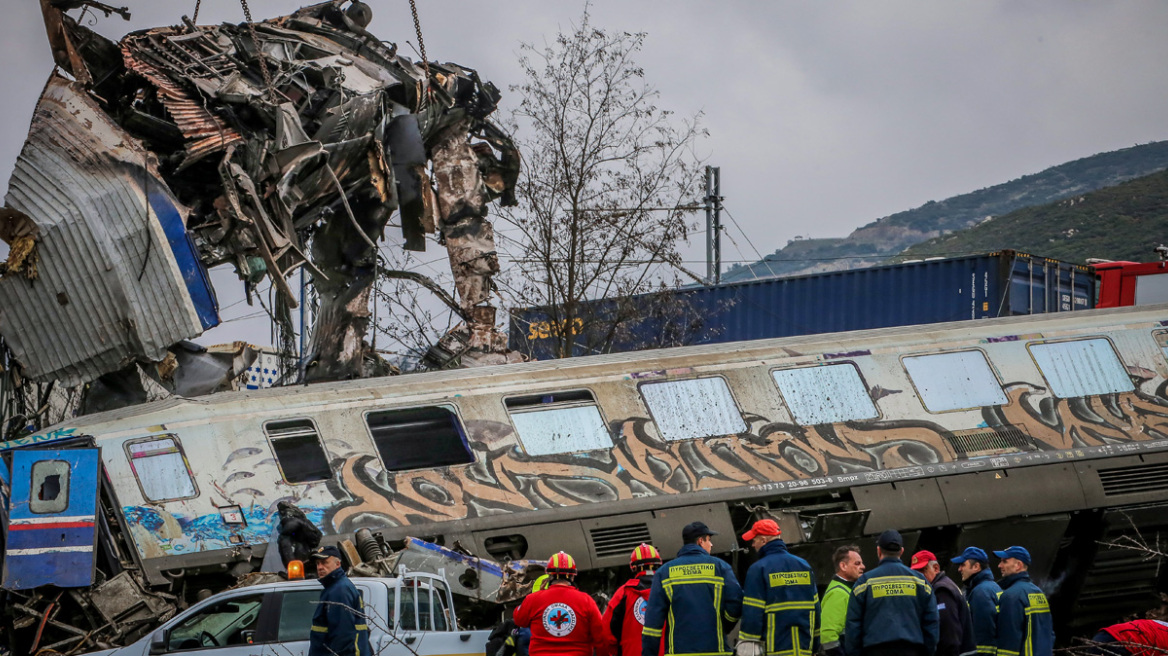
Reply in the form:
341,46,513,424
1,0,521,388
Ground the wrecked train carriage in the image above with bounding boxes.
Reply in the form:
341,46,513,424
0,0,520,393
8,305,1168,638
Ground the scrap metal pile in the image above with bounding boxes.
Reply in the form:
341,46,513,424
0,0,520,407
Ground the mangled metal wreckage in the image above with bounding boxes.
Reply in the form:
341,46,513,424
0,0,525,651
0,0,520,399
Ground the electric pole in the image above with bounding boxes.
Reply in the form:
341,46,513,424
705,166,723,285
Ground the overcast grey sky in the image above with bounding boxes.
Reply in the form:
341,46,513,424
3,1,1168,348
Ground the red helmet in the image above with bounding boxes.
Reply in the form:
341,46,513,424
630,543,662,571
547,551,577,579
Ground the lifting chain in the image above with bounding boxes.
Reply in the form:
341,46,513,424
192,0,201,25
408,0,431,89
239,0,274,94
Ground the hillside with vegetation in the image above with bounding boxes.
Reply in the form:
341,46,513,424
898,168,1168,263
724,141,1168,281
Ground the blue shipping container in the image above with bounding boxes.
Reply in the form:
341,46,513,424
509,251,1095,360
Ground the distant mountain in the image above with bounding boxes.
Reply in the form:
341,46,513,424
723,141,1168,282
899,168,1168,264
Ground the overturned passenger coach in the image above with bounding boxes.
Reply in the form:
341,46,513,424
5,304,1168,641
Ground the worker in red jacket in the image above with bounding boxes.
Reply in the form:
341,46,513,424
603,544,665,656
1092,619,1168,656
515,552,607,656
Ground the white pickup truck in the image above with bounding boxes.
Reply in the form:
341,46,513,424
81,572,492,656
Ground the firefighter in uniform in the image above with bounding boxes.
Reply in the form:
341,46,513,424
643,521,744,656
515,552,607,656
735,519,820,656
603,544,664,656
844,530,939,656
951,547,1000,656
993,547,1053,656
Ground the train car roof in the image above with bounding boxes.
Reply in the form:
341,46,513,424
25,303,1168,438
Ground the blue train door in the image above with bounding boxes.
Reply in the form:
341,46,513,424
2,449,100,589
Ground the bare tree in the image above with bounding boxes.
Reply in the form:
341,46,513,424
499,9,708,359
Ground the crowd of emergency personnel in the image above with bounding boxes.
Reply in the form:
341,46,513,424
487,520,1168,656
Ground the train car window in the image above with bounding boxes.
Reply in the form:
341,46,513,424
1028,338,1134,398
124,435,198,502
264,419,332,484
639,377,747,441
506,390,612,455
903,350,1008,412
771,364,878,424
30,460,70,514
365,406,474,471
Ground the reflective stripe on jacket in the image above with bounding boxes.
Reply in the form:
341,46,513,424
964,570,1001,656
642,544,744,656
995,573,1053,656
309,567,371,656
820,577,852,651
843,556,939,656
738,539,820,656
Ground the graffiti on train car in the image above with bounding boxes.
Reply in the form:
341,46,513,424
115,376,1168,556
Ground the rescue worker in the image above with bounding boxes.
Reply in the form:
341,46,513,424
844,530,939,656
910,551,973,656
1090,619,1168,656
736,519,820,656
993,546,1053,656
603,544,664,656
487,576,547,656
950,547,1000,656
822,545,865,656
515,552,607,656
643,521,743,656
308,545,371,656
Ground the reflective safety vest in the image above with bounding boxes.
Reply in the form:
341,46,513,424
738,539,820,656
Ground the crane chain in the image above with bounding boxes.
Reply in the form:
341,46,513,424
408,0,431,90
239,0,274,94
192,0,201,25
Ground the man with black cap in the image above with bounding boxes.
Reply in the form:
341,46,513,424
736,518,819,656
308,545,371,656
910,550,973,656
951,546,1000,656
844,530,938,656
643,521,743,656
993,546,1053,656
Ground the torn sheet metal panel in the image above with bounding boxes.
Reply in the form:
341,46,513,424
0,76,219,386
392,536,545,603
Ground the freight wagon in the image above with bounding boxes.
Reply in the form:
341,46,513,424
509,250,1094,360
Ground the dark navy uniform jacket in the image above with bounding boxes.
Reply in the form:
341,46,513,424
738,539,820,656
843,556,939,656
995,572,1053,656
642,544,744,656
310,567,372,656
964,569,1002,656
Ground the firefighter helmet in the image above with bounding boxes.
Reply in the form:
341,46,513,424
630,543,662,571
546,551,578,579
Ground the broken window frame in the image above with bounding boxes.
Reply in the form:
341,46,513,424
262,417,332,484
29,460,71,514
363,404,475,473
123,434,199,503
504,389,613,456
770,362,881,425
637,375,748,441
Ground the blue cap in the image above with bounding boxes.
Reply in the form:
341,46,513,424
993,545,1031,565
309,545,343,561
682,521,718,542
876,529,903,550
950,546,989,565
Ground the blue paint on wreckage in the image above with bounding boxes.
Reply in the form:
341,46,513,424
122,504,328,554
